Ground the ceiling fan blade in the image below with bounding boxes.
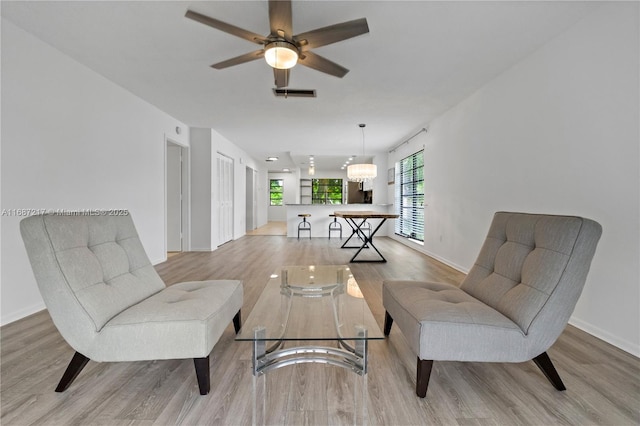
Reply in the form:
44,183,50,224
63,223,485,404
273,68,290,88
211,50,264,69
297,51,348,78
269,0,293,38
185,10,266,45
294,18,369,50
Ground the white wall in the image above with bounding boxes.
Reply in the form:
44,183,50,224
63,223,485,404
1,20,190,324
389,3,639,355
190,128,268,249
268,172,298,221
370,154,389,206
299,169,348,181
210,129,268,242
189,128,213,250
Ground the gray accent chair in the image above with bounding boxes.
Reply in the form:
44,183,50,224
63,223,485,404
20,213,243,395
383,212,602,398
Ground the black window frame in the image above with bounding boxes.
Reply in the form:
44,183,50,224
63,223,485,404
394,150,425,242
311,178,343,205
269,179,284,206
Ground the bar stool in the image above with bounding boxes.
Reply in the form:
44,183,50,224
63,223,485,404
297,214,311,239
328,214,342,239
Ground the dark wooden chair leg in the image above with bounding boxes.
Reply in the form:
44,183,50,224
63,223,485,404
193,356,210,395
55,351,90,392
233,309,242,334
532,352,566,391
416,358,433,398
383,311,393,336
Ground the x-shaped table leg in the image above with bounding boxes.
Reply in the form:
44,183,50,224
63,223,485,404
344,218,388,263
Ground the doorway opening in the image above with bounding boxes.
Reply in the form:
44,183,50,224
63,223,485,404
166,141,189,256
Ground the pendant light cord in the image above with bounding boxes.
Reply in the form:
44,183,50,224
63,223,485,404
360,123,366,157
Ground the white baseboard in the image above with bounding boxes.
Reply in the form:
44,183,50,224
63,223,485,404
389,235,469,274
569,316,640,358
421,248,470,274
1,302,46,326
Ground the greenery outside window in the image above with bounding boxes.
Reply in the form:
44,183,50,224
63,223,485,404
312,179,343,204
394,150,424,242
270,179,284,206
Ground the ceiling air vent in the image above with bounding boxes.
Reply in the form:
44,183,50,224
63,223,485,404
273,88,317,98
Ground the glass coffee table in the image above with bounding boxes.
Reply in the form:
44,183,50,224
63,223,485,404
236,265,385,377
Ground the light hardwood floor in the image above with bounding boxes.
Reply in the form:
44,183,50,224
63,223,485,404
246,222,287,236
2,236,639,425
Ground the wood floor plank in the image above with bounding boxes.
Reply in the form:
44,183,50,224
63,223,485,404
288,364,328,412
2,235,639,425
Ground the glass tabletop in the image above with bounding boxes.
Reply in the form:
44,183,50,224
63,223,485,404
236,265,385,341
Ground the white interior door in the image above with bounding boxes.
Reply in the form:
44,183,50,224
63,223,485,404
167,144,182,251
246,167,257,231
217,153,234,245
253,169,258,228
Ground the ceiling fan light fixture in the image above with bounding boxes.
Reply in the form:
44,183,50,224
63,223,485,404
264,41,298,69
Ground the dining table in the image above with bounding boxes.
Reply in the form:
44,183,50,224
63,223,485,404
333,210,399,263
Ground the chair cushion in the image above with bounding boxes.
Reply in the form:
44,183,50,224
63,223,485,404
21,214,166,332
383,280,533,362
460,213,584,333
88,280,243,361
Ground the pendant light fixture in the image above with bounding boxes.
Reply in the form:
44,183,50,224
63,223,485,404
347,124,377,182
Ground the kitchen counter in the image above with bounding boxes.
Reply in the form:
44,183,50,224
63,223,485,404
286,204,393,238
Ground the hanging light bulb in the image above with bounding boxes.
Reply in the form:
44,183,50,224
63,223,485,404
347,124,377,182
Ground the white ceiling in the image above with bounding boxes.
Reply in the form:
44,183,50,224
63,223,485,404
1,1,600,172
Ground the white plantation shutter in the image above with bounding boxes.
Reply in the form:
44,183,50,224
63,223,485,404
394,150,424,242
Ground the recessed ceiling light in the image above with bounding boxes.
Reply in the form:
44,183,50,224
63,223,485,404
266,156,278,162
282,168,290,172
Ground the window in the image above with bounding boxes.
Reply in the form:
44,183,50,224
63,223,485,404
270,179,284,206
395,150,424,242
312,178,343,204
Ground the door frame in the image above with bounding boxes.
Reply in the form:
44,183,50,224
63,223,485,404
216,151,234,246
245,166,257,231
165,138,190,256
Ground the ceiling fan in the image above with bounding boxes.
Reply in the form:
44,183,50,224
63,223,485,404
185,0,369,88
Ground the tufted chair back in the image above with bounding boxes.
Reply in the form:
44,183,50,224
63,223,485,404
20,213,165,352
460,212,602,348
